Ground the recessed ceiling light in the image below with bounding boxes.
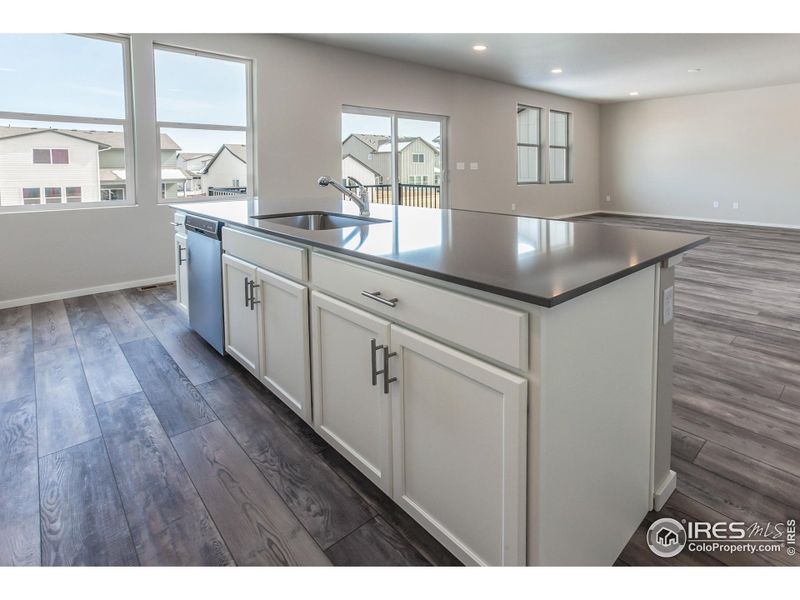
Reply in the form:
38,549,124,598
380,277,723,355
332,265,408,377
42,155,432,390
472,44,487,52
687,67,702,73
550,67,563,74
629,91,640,96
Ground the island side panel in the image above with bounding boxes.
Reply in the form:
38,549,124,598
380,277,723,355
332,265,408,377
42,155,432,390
531,265,657,566
653,261,677,509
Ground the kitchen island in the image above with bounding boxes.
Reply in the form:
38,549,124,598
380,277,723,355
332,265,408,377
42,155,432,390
170,199,707,566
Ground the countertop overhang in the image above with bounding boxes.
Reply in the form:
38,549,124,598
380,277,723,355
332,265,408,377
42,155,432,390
170,199,708,307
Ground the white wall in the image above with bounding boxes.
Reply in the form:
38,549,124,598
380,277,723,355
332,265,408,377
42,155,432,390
0,34,600,306
599,82,800,227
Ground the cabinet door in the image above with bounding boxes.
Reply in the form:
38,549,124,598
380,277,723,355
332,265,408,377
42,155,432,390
256,268,312,423
222,254,259,376
310,291,392,493
390,325,528,566
174,232,189,314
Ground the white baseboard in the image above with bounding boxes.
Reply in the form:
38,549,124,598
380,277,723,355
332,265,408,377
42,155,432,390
653,469,677,511
0,275,176,310
589,209,800,230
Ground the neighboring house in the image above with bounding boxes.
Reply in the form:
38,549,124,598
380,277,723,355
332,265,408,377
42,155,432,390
342,154,382,185
341,133,439,186
0,128,104,206
177,152,214,196
0,126,188,205
200,144,247,193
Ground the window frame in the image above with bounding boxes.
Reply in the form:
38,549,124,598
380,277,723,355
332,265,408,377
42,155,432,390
516,104,543,185
153,43,254,204
411,153,425,164
548,109,572,184
342,105,449,209
0,34,135,213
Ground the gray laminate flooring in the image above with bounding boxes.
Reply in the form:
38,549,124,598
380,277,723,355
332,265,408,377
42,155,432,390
0,284,460,566
573,213,800,566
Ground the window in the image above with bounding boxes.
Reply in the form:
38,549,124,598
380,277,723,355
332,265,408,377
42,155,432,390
22,187,41,204
154,46,251,202
65,186,82,202
342,106,447,209
0,34,133,210
32,148,70,165
517,105,541,184
549,110,571,183
33,149,51,164
44,187,62,203
101,188,125,201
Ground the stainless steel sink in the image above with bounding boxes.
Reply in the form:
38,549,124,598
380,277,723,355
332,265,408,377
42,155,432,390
253,211,389,230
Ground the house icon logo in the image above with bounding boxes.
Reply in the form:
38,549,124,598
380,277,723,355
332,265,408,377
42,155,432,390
647,518,687,558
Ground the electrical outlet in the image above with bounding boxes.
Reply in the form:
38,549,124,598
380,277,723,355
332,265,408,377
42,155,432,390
712,201,720,208
511,203,517,211
732,201,739,209
469,162,479,170
605,194,611,203
456,162,465,170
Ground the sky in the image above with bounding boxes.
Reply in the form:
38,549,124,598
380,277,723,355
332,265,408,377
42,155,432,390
0,34,440,154
0,34,247,153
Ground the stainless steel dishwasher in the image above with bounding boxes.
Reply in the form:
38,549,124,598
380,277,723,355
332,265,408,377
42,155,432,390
185,214,225,355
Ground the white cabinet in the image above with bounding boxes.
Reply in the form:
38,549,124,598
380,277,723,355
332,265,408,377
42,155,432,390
174,232,189,314
389,325,528,566
256,268,312,422
310,291,393,494
222,254,260,376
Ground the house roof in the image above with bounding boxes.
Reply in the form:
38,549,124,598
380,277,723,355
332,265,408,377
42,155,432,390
178,152,215,161
0,126,180,150
343,133,391,151
374,136,440,155
201,144,247,173
342,153,381,177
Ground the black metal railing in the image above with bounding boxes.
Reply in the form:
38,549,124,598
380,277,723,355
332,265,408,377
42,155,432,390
346,183,440,208
208,186,247,197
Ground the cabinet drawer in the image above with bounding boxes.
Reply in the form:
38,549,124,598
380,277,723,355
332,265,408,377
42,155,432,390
311,252,528,370
222,227,307,281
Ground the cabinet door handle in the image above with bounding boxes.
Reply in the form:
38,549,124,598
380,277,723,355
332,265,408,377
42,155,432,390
249,280,260,310
361,290,398,308
370,338,383,386
382,345,397,394
244,277,250,307
177,245,186,265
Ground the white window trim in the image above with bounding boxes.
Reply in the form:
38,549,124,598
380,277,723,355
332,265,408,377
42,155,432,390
0,34,136,214
154,43,254,204
516,103,543,185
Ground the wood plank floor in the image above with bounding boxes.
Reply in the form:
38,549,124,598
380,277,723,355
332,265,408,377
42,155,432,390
0,283,457,566
3,214,797,566
573,213,800,566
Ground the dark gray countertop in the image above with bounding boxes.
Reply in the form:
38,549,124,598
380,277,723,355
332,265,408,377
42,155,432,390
170,199,707,307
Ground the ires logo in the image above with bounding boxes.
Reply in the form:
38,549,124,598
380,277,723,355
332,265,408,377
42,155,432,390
647,518,795,557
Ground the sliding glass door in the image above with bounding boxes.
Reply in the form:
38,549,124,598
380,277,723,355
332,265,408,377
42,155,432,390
341,106,447,209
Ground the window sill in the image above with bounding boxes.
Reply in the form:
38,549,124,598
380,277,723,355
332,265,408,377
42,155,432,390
0,201,136,215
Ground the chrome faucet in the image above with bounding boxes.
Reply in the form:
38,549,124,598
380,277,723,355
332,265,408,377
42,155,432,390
318,176,370,217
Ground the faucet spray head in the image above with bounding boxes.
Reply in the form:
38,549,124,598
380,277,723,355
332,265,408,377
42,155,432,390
317,176,331,187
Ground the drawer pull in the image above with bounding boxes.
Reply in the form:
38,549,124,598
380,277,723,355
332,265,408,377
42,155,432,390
249,280,261,310
382,345,397,394
362,290,398,308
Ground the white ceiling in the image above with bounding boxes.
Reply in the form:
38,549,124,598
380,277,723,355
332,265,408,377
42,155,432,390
299,34,800,103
